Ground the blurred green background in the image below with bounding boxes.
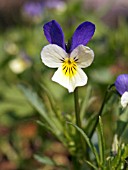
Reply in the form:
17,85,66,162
0,0,128,169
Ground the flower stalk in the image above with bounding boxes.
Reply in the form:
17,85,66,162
88,85,113,139
74,87,81,128
74,87,88,162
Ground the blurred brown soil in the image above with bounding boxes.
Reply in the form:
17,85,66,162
0,0,31,28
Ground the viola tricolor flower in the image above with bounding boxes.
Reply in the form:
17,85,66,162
115,74,128,108
41,20,95,92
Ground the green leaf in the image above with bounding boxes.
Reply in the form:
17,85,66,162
117,107,128,140
40,83,57,114
34,154,68,169
97,116,105,167
80,85,94,120
116,120,127,139
18,84,62,136
85,160,98,170
36,120,53,132
40,83,65,132
67,122,100,165
18,85,48,121
34,154,56,166
85,113,98,134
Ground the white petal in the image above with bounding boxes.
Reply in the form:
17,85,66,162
70,45,94,68
121,91,128,108
41,44,68,68
52,66,87,93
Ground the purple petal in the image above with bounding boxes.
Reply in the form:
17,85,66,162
69,21,95,52
115,74,128,95
43,20,65,50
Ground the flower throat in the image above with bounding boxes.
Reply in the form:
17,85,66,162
62,58,77,77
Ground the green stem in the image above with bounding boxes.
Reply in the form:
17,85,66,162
118,107,128,139
74,88,81,128
74,88,87,162
88,86,112,139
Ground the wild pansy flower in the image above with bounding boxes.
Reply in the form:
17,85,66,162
41,20,95,92
115,74,128,108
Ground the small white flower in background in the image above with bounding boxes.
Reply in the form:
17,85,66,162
115,74,128,108
45,0,67,12
9,53,32,74
112,134,119,156
41,20,95,93
4,42,19,55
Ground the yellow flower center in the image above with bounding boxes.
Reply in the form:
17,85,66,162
62,58,77,77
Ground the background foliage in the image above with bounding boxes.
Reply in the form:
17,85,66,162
0,0,128,169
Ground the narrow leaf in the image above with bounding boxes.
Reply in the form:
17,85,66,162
85,160,98,170
18,84,61,135
34,154,68,169
37,120,53,132
97,116,105,166
80,85,93,119
34,154,56,166
68,122,100,164
116,120,127,139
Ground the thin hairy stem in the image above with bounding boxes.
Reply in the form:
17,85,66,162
74,87,81,128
